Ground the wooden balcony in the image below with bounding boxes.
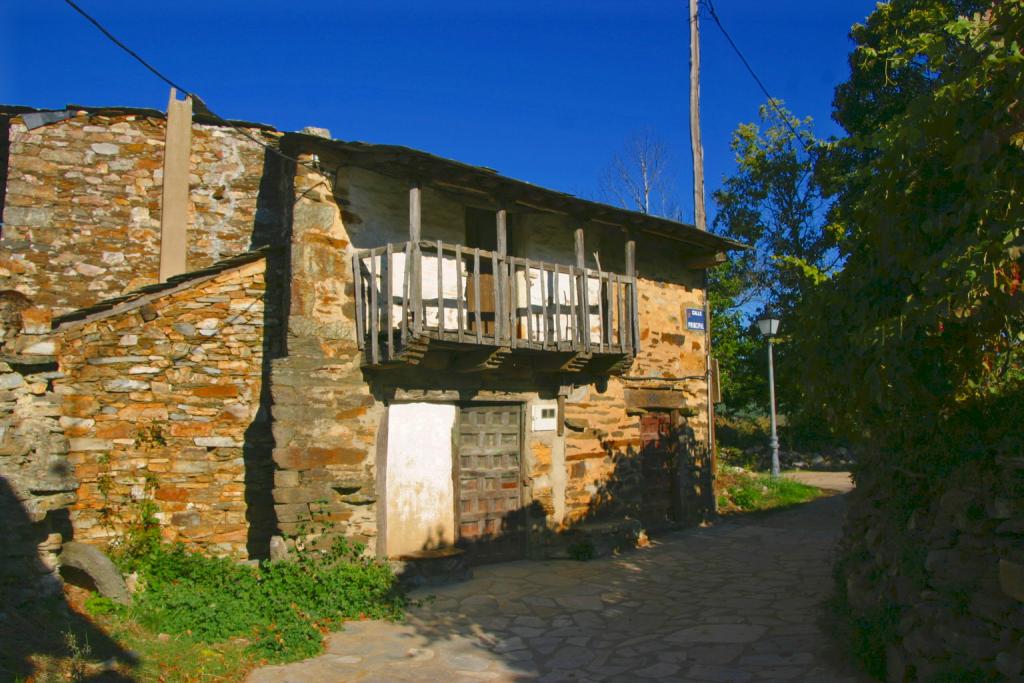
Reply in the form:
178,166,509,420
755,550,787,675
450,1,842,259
352,240,639,374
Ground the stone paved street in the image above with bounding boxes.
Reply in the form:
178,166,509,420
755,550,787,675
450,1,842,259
248,479,869,683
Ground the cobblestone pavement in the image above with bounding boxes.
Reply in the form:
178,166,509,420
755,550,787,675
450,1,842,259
248,485,869,683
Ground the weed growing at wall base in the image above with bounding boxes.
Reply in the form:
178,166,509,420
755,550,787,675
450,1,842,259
115,538,406,663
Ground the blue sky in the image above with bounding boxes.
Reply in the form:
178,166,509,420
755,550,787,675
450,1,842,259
1,0,875,224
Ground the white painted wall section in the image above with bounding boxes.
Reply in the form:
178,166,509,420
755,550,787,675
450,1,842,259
385,402,456,557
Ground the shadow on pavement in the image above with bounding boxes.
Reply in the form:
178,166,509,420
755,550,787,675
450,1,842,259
0,476,137,681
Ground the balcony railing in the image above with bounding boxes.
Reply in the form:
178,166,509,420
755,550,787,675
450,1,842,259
352,240,639,367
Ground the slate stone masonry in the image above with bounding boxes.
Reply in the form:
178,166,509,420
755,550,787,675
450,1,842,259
56,258,272,557
0,108,278,315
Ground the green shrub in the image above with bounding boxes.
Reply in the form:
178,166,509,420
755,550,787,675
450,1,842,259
718,446,761,470
716,467,822,512
83,594,123,617
567,540,595,562
122,538,405,663
715,414,769,450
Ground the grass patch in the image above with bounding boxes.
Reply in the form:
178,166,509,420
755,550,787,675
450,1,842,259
85,614,255,682
716,466,824,513
1,594,258,683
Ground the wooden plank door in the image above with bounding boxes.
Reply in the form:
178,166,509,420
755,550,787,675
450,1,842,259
640,411,678,530
456,404,526,564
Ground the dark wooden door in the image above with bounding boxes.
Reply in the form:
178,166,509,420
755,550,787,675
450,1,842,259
640,412,678,530
457,404,526,564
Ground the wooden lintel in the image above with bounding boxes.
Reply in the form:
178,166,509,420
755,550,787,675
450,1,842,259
624,387,691,410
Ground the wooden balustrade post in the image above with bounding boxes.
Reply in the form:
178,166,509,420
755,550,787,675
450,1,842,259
625,237,639,352
409,183,422,334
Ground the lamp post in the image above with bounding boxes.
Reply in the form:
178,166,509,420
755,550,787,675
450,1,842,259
757,315,781,478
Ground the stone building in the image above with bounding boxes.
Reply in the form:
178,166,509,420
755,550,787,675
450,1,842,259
0,98,744,582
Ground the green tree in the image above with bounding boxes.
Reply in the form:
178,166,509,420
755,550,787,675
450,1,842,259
712,103,837,320
707,257,763,411
800,0,1024,440
710,103,836,424
799,5,1023,675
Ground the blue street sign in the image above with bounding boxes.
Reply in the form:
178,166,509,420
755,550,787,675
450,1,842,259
686,308,706,331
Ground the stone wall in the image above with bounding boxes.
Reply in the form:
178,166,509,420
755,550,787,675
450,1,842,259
841,451,1024,681
562,271,711,529
55,256,272,558
0,108,280,315
0,302,75,605
269,154,383,551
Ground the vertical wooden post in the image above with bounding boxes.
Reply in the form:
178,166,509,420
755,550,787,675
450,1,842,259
409,183,422,242
496,209,508,342
595,266,605,352
352,253,365,350
568,263,577,346
617,274,627,353
401,241,412,345
625,237,639,352
496,209,508,254
409,183,423,334
557,394,566,437
539,262,550,349
508,260,517,347
524,259,533,344
473,250,482,345
385,243,394,360
553,266,562,348
455,244,465,342
574,228,590,352
369,253,379,365
436,240,444,332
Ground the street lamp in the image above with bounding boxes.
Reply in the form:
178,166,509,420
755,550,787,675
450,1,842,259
757,314,781,478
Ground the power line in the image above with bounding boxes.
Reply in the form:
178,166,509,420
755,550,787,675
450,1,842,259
62,0,322,173
63,0,190,95
700,0,813,154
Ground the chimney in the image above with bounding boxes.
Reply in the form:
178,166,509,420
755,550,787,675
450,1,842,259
159,88,192,282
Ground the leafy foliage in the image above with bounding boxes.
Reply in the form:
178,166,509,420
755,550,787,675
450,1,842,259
707,260,765,410
712,103,838,316
715,467,822,513
710,103,837,419
804,2,1024,679
801,0,1024,441
119,538,405,663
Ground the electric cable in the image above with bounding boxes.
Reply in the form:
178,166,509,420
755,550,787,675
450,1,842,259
62,0,323,174
700,0,813,154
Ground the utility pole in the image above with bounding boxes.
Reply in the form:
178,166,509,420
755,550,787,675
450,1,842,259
689,0,717,516
689,0,707,232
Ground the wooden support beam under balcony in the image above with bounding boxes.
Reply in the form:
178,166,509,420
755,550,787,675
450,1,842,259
452,346,512,373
